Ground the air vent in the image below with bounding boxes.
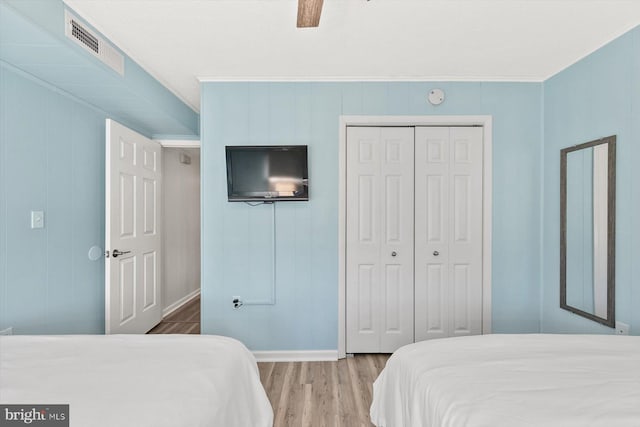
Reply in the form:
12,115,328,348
64,10,124,76
71,19,99,54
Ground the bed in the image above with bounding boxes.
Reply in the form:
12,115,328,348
0,334,273,427
371,334,640,427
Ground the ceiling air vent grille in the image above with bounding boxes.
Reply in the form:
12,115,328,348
71,19,99,54
64,10,124,76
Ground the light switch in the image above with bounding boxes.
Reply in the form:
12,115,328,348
31,211,44,229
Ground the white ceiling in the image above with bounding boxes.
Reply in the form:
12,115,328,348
63,0,640,112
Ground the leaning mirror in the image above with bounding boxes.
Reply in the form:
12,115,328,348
560,135,615,327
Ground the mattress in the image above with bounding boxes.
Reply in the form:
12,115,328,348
0,334,273,427
371,334,640,427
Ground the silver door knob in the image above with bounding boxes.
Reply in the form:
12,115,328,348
433,251,439,256
112,249,131,258
391,251,397,257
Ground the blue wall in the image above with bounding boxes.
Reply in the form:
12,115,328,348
3,2,635,342
542,27,640,334
0,64,108,333
201,81,543,350
0,0,199,137
0,0,199,334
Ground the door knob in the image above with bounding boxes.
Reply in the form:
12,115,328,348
391,251,397,257
433,251,440,256
112,249,131,258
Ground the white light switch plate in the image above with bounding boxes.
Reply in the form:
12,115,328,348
31,210,44,229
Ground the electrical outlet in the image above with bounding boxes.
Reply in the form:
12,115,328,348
615,321,630,335
232,296,243,309
0,327,13,335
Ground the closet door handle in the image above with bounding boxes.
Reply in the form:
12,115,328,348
391,251,397,257
433,251,440,256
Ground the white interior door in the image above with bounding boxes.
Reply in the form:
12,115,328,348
414,126,483,341
105,119,163,334
346,126,415,353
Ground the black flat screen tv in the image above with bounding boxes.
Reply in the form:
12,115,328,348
226,145,309,202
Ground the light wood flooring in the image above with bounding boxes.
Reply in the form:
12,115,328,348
147,296,201,334
148,295,389,426
259,354,390,427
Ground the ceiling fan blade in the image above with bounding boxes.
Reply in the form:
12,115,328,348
297,0,324,27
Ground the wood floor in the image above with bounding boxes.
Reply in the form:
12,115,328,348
148,295,389,426
147,296,201,334
259,354,390,427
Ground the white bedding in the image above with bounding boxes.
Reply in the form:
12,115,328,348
0,334,273,427
371,334,640,427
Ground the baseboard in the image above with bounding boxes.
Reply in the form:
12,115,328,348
162,289,201,317
253,350,338,362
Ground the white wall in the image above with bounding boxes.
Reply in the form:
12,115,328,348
162,147,201,314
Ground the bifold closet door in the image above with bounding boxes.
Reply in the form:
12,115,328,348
346,127,415,353
414,126,483,341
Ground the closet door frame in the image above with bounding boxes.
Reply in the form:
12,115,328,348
338,116,493,359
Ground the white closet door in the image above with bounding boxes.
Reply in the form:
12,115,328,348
414,126,483,341
414,127,450,340
346,127,415,353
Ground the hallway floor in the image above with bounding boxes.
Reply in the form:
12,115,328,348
147,296,200,334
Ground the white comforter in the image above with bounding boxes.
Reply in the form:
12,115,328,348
371,334,640,427
0,334,273,427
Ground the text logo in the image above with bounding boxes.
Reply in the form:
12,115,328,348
0,405,68,427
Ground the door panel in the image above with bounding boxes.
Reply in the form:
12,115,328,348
143,178,157,235
384,265,402,331
379,128,414,352
143,251,157,310
120,174,136,238
452,264,470,333
119,256,136,322
357,264,375,332
415,126,483,341
346,126,414,353
385,175,402,242
347,127,381,353
106,119,162,334
449,127,483,337
143,147,157,171
415,127,450,341
424,263,446,335
358,176,375,243
453,175,470,241
426,175,444,242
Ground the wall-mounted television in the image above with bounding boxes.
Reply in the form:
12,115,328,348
226,145,309,202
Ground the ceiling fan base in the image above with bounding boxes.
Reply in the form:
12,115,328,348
297,0,324,28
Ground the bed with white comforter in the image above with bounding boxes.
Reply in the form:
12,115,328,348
371,334,640,427
0,334,273,427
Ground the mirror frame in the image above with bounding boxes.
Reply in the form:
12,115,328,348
560,135,616,328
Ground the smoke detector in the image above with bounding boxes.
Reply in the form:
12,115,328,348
428,88,445,105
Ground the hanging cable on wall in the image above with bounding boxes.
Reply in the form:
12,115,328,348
241,202,276,306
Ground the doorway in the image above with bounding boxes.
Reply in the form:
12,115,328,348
155,146,201,334
104,121,201,334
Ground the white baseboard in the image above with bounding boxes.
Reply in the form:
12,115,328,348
253,350,338,362
162,289,201,317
